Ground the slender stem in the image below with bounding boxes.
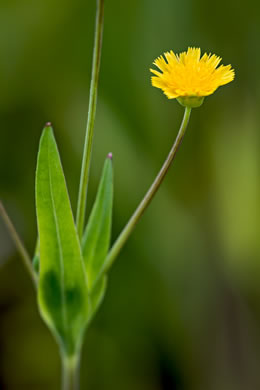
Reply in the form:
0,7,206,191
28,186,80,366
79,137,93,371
62,355,79,390
0,201,38,287
76,0,105,239
103,107,192,274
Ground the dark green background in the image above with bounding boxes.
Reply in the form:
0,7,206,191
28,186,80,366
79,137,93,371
1,0,260,389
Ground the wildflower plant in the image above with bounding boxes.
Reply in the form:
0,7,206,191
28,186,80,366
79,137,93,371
0,0,234,389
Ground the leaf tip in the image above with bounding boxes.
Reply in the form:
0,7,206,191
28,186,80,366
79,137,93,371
107,152,113,160
45,122,52,128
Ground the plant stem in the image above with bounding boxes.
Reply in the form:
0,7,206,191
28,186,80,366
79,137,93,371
0,201,38,287
62,355,80,390
103,106,192,273
76,0,105,239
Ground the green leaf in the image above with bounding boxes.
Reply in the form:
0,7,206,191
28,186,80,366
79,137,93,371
88,276,107,324
36,125,89,357
82,155,113,291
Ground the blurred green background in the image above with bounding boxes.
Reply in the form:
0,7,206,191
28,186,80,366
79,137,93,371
1,0,260,389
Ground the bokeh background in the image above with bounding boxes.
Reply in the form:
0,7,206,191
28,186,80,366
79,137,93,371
1,0,260,389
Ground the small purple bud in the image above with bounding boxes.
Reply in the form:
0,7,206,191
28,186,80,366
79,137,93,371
45,122,52,127
107,152,113,159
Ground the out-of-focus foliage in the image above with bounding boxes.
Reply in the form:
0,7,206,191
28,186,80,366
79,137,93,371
1,0,260,389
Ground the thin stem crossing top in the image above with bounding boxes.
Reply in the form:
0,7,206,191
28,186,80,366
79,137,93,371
76,0,105,239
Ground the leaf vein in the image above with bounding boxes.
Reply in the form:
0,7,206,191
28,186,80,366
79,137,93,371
47,135,68,332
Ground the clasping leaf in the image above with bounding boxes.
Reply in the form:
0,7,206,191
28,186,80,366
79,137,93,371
82,155,113,293
36,124,89,357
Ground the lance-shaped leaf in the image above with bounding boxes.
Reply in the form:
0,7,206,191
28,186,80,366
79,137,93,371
36,124,89,357
82,154,113,291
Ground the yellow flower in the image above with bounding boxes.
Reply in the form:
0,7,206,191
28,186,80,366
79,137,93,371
150,47,235,108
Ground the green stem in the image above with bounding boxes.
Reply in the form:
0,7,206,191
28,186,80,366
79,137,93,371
103,106,192,273
0,201,38,287
62,355,79,390
76,0,105,239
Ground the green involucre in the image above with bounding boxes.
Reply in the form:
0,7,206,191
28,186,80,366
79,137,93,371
177,96,204,108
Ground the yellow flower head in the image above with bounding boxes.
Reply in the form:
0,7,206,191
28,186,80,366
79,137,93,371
150,47,235,108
